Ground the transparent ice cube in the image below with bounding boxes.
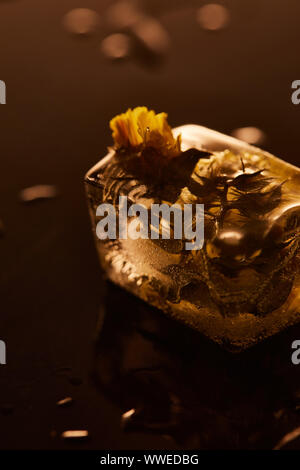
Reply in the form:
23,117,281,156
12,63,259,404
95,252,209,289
85,125,300,351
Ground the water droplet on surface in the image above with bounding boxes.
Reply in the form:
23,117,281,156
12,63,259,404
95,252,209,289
121,408,136,429
61,430,89,440
101,33,131,60
231,126,266,146
19,185,58,203
132,17,170,57
56,397,73,407
197,4,230,31
63,8,100,36
274,426,300,450
122,408,135,420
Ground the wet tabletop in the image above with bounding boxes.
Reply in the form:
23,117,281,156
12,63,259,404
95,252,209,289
0,0,300,450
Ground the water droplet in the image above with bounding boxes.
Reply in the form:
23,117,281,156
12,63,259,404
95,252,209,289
101,33,131,60
231,126,266,146
63,8,100,36
19,185,58,203
274,426,300,450
121,408,136,427
122,408,135,420
132,17,170,56
61,430,89,440
197,4,230,31
56,397,73,407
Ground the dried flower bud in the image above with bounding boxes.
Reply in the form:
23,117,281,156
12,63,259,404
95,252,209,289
109,107,181,158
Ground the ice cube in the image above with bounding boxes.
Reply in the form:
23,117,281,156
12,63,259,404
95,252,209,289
85,124,300,351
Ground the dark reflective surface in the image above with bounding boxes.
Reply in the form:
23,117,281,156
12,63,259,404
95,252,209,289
93,282,300,449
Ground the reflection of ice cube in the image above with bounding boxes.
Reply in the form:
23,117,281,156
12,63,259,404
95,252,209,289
94,282,300,449
85,125,300,352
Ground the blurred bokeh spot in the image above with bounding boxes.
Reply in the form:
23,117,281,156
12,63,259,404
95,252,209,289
63,8,100,35
197,3,230,31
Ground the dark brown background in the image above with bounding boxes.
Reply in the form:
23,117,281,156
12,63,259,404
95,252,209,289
0,0,300,450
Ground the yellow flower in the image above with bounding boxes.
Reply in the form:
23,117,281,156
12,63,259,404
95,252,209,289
109,107,181,158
